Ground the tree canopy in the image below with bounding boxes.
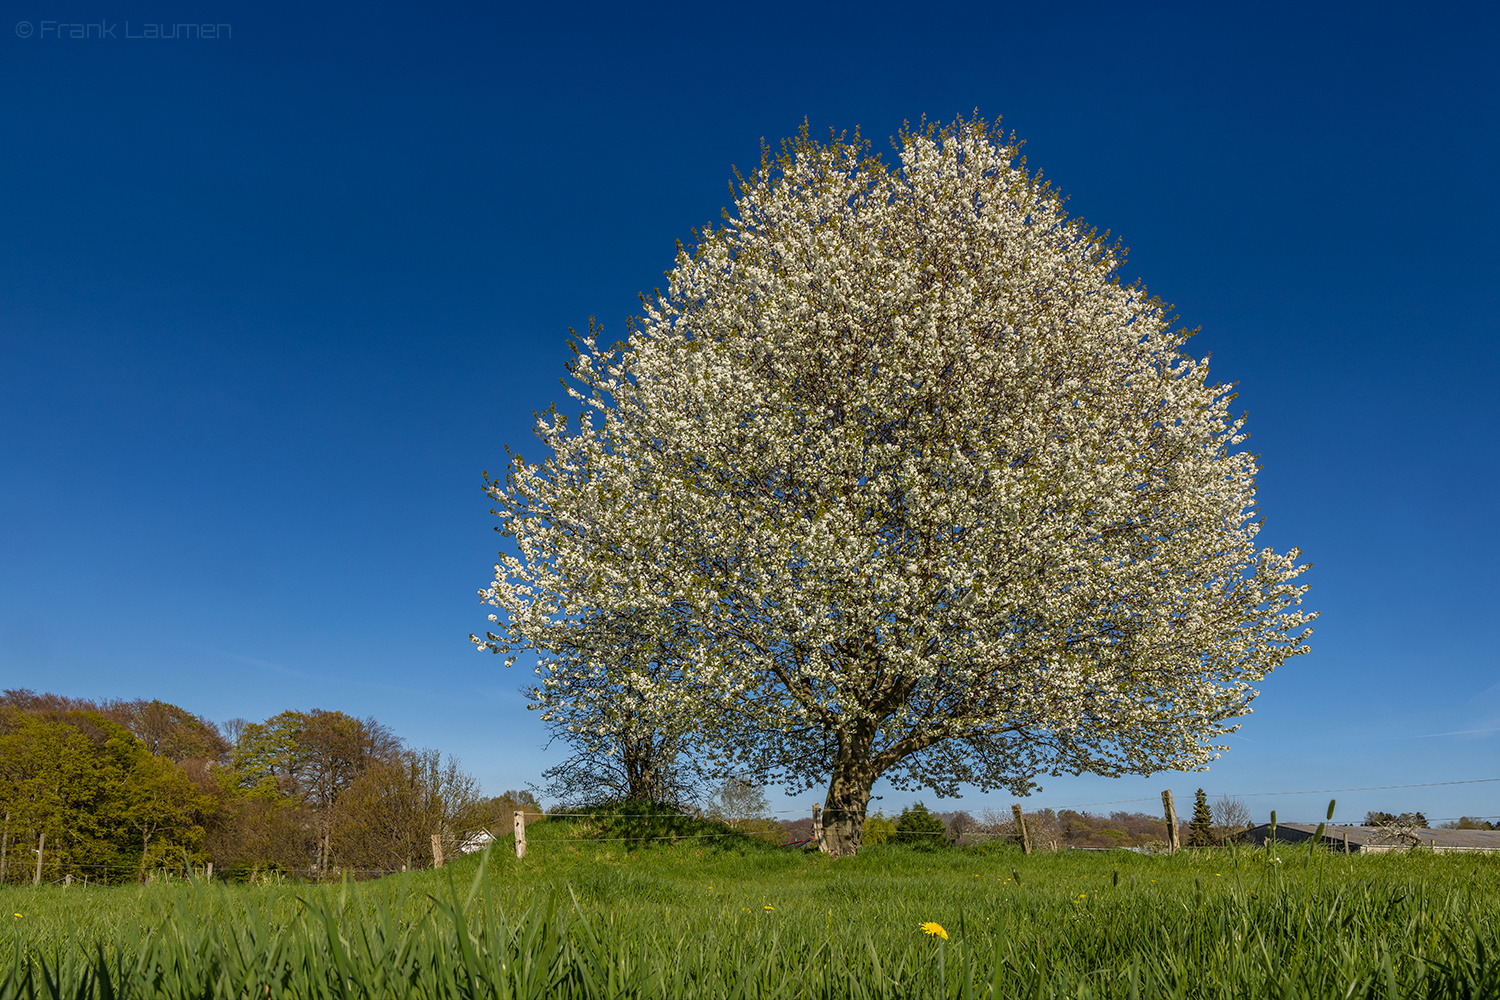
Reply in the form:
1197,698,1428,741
476,115,1315,855
0,706,211,884
0,690,484,883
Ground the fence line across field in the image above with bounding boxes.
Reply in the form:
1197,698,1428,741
1033,775,1500,813
506,776,1500,858
542,775,1500,822
13,774,1495,883
8,856,467,882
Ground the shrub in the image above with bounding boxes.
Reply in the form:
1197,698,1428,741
893,802,949,849
862,811,896,846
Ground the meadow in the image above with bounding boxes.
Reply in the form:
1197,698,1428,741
4,812,1500,999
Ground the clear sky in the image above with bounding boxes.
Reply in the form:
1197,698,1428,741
2,0,1496,827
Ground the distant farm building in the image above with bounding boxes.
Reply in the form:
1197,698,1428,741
1246,823,1500,854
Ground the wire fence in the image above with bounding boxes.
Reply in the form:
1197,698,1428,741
1030,776,1500,813
545,775,1500,818
1,856,433,885
5,775,1495,886
510,775,1500,856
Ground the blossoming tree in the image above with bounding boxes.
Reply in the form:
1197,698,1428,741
527,607,711,808
475,116,1315,856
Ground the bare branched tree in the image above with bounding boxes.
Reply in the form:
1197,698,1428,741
1211,795,1252,844
1369,812,1426,848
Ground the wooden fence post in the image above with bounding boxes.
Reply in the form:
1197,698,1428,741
1161,790,1180,853
514,811,527,859
812,804,826,853
34,830,44,885
430,832,445,869
1012,803,1032,855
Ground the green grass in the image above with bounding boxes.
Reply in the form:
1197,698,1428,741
5,815,1500,997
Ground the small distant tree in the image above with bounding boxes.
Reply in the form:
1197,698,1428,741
1026,809,1064,851
1187,788,1215,847
704,777,769,831
534,730,705,810
477,789,543,824
1365,811,1427,828
893,802,949,849
939,810,980,845
1211,795,1252,844
525,610,710,808
1367,811,1427,848
1439,817,1497,831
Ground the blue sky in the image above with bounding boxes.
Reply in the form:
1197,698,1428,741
2,0,1496,826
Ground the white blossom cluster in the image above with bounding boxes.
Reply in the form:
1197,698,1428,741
474,117,1314,838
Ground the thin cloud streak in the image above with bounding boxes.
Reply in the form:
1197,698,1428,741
1411,727,1500,739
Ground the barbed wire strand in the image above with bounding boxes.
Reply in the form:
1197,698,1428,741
1008,776,1500,813
544,776,1500,818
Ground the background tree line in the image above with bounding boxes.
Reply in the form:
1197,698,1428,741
0,689,533,884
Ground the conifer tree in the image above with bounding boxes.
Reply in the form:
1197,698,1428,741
1188,787,1215,847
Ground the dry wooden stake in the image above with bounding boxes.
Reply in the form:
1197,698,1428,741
1161,790,1180,853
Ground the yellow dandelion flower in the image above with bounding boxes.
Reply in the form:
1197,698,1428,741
12,914,20,919
920,921,948,940
763,905,774,911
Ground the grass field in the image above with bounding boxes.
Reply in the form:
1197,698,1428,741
5,812,1500,998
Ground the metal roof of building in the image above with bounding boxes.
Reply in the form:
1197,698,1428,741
1253,823,1500,850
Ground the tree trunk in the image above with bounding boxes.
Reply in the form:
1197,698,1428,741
821,754,876,858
